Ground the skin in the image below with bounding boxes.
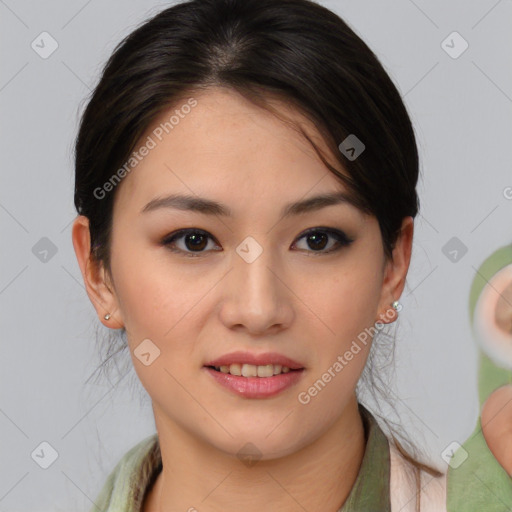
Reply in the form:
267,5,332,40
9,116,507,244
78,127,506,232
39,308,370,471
481,277,512,476
482,385,512,476
72,87,413,512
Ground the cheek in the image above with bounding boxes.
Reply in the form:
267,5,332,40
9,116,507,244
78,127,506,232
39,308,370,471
111,244,205,337
112,252,206,403
300,259,383,350
286,262,382,420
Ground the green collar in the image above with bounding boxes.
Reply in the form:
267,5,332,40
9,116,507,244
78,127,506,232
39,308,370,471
337,403,392,511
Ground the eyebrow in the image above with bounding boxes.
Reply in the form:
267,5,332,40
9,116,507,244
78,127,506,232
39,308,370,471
140,191,358,220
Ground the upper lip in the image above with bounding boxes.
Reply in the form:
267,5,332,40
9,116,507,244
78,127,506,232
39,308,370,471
205,351,304,370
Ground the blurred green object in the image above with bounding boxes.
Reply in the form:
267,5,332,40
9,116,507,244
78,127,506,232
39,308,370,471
446,244,512,511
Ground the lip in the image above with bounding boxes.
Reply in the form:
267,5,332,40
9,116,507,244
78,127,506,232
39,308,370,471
204,367,305,398
204,351,304,370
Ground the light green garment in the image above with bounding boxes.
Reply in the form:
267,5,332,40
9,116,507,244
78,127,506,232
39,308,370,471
89,403,391,512
338,403,392,511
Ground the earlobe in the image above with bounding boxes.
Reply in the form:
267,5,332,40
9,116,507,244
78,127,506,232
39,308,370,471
375,300,401,325
71,215,124,329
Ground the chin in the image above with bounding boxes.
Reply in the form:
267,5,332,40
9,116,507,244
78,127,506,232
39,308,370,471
202,415,313,459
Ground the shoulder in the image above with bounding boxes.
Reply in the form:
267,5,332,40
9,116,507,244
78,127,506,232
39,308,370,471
389,443,448,512
89,433,161,512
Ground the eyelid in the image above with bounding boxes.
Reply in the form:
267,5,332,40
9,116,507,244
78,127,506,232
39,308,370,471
161,228,221,258
161,226,354,257
296,226,353,244
292,227,354,255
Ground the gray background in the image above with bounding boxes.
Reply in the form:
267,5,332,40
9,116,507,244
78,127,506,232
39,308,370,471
1,0,511,510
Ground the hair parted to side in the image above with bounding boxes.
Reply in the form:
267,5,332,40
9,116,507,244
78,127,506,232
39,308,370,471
74,0,442,480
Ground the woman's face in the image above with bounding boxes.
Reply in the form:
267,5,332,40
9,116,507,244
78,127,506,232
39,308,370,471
75,87,411,459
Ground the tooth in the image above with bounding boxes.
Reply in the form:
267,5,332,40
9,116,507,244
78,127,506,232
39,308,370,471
241,364,258,377
257,364,274,377
219,363,293,377
230,363,242,376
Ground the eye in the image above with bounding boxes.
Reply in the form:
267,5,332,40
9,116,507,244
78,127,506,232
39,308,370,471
161,227,354,257
161,229,221,258
292,227,354,255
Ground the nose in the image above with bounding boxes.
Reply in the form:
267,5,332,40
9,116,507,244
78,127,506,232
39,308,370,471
218,239,294,336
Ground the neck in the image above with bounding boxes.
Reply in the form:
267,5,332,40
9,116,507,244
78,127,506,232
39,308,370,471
145,397,366,512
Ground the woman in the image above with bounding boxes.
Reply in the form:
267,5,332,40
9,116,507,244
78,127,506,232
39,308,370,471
71,0,450,509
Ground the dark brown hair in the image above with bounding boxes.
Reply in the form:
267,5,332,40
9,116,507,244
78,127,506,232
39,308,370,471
74,0,442,482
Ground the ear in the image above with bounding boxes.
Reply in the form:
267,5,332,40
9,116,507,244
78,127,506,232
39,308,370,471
376,216,414,324
71,215,124,329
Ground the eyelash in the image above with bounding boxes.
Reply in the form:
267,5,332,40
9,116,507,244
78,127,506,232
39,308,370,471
160,227,354,258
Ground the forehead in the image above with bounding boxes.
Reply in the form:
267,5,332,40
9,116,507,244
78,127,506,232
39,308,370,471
113,87,350,216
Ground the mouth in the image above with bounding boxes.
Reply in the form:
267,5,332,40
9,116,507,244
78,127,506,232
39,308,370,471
203,353,305,398
203,351,305,398
205,363,303,377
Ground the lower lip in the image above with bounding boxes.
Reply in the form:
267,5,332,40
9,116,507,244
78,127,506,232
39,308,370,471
204,367,305,398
